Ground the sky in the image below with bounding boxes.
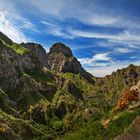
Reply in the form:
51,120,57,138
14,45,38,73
0,0,140,77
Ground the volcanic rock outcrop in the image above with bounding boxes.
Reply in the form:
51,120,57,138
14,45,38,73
47,42,94,83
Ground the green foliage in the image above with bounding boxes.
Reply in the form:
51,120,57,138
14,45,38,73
50,117,64,131
61,73,94,93
25,70,51,83
10,43,29,55
63,108,140,140
0,36,29,55
61,73,110,111
0,110,52,140
0,32,13,45
0,89,16,114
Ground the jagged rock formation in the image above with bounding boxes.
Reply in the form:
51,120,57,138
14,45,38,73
49,42,73,57
47,42,94,83
95,64,140,107
96,64,140,90
21,42,49,68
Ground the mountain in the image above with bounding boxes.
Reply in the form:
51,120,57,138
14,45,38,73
95,64,140,107
46,42,94,83
0,31,140,140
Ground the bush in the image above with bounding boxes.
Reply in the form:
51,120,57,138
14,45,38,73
50,117,64,131
63,108,140,140
118,89,139,109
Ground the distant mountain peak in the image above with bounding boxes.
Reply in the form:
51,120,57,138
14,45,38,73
49,42,73,57
47,42,94,83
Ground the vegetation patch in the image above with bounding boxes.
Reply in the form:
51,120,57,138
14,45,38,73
10,43,29,55
25,70,52,83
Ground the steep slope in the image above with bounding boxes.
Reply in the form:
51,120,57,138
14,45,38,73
63,80,140,140
0,32,93,139
95,64,140,108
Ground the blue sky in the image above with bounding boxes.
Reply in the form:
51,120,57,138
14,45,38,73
0,0,140,77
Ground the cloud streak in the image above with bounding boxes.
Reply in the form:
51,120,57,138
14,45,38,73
0,11,28,43
78,52,111,65
24,0,140,29
84,60,140,77
114,47,134,53
69,29,140,44
41,20,73,39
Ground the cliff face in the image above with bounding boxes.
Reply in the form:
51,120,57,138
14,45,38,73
47,42,94,83
21,42,49,68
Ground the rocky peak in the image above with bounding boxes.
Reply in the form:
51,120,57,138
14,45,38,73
21,42,49,68
49,42,73,57
47,43,94,83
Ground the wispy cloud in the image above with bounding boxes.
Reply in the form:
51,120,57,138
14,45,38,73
41,20,73,39
80,15,119,27
24,0,140,29
85,60,140,77
79,14,140,29
78,52,111,65
0,11,28,43
114,47,134,53
69,29,140,42
21,21,37,32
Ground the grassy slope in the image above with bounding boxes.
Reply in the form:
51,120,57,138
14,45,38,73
62,108,140,140
0,32,29,55
0,110,53,140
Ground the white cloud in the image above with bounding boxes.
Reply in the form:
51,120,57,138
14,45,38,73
0,11,28,43
92,53,111,61
114,47,134,53
29,0,65,16
80,15,140,29
0,0,38,43
85,61,140,77
41,20,73,39
22,21,36,30
78,52,111,65
79,15,120,27
69,29,140,45
128,44,139,49
22,0,140,29
87,66,119,77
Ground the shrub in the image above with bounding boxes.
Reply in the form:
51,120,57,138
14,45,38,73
50,117,64,131
118,89,139,109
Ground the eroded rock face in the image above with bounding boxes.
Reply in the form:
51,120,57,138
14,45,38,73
21,43,49,68
0,56,18,91
49,42,73,57
39,83,57,101
64,79,84,100
47,42,94,83
0,41,40,72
